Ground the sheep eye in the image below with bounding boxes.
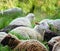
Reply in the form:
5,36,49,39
11,38,15,40
53,41,56,43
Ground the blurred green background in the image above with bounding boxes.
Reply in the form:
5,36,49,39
0,0,60,51
0,0,60,29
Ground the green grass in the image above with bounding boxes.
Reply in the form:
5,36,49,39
0,44,12,51
9,31,30,40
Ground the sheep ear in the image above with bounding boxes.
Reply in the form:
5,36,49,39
35,22,40,25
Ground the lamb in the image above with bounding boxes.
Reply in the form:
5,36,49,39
0,7,23,15
0,13,35,33
9,27,43,41
36,19,60,32
0,32,48,51
52,42,60,51
35,20,58,41
48,36,60,46
35,20,50,35
35,19,55,38
39,19,60,33
35,19,60,41
48,36,60,51
9,13,35,27
13,40,48,51
35,19,53,33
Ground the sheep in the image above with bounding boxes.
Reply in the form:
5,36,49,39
0,33,48,51
48,36,60,46
52,42,60,51
0,7,23,15
35,19,53,33
0,13,35,33
35,19,60,41
39,19,60,33
35,20,57,41
34,21,50,35
48,36,60,51
9,13,35,27
13,40,48,51
34,19,55,37
9,27,43,41
35,19,60,32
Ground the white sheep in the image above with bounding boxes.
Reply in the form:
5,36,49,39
35,19,60,32
34,19,54,41
48,36,60,46
47,36,60,51
35,19,60,41
52,42,60,51
35,19,54,34
0,7,22,15
9,26,43,41
9,13,35,27
39,19,60,32
0,13,35,33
